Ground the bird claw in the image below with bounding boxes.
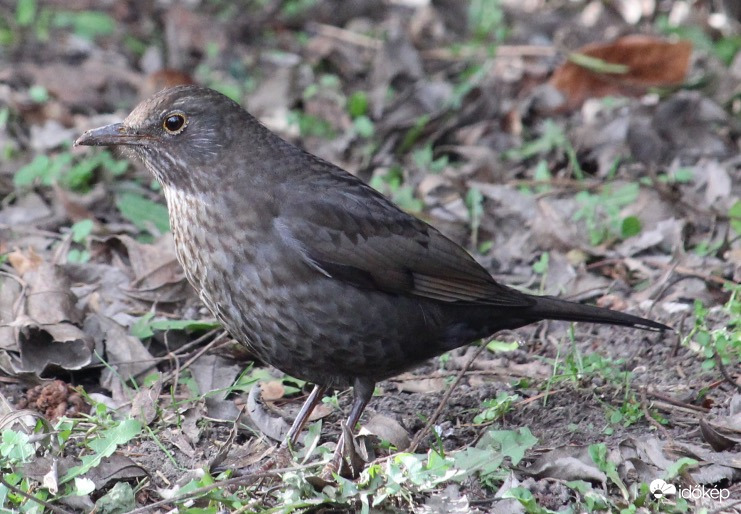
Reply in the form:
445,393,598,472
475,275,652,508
313,421,366,484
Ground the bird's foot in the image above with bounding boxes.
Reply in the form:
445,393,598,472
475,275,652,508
222,443,294,479
262,444,294,471
317,421,366,482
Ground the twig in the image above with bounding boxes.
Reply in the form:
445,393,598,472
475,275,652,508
161,330,229,385
641,261,732,288
586,258,735,286
639,387,672,440
506,178,604,191
422,44,557,60
715,353,741,393
0,270,28,322
642,388,710,414
408,343,488,453
708,498,741,514
308,22,382,49
0,477,74,514
126,464,310,513
93,328,225,380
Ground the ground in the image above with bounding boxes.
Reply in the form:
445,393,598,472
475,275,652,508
0,0,739,512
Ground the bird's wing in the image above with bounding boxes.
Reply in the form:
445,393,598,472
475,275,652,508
275,171,533,307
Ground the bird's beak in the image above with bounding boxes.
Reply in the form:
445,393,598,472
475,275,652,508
74,123,144,147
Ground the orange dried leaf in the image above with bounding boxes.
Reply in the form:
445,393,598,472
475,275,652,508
260,380,286,401
8,248,43,276
551,35,692,110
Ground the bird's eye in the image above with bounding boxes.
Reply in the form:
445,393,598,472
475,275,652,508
163,113,187,134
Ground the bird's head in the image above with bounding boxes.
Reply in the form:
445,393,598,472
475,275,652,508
75,85,259,191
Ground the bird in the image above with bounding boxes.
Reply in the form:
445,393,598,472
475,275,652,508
75,85,669,477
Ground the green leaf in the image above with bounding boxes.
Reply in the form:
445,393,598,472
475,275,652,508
115,192,170,234
568,52,629,74
391,186,423,213
473,393,518,424
532,252,549,274
502,487,548,513
71,219,94,243
130,312,155,339
0,430,34,463
610,182,640,206
99,150,129,176
94,481,136,513
149,319,221,332
620,216,642,238
211,82,241,103
589,443,628,500
453,446,504,477
62,418,142,483
53,11,116,39
64,155,98,190
665,457,698,479
28,85,49,103
533,160,552,193
400,115,429,152
14,153,72,187
672,167,694,183
66,248,90,263
353,116,374,138
483,427,537,466
287,110,335,139
486,340,519,353
131,314,221,340
729,200,741,235
347,91,368,117
15,0,36,27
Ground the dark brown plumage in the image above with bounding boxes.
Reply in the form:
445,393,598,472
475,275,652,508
75,86,669,474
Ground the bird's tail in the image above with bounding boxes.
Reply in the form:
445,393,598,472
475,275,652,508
527,295,670,332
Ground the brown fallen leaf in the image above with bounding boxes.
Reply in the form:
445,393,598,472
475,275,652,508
360,414,410,450
16,322,94,376
142,69,195,99
8,248,43,276
551,35,692,110
246,383,289,442
83,454,148,490
130,377,163,426
91,234,189,303
393,376,446,394
260,380,286,402
24,261,83,325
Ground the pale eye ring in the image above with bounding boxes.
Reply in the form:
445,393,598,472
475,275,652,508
163,113,187,134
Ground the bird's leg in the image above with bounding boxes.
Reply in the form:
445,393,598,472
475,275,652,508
321,377,374,479
282,384,328,449
253,384,327,474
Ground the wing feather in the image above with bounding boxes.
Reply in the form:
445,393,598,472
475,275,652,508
274,164,534,308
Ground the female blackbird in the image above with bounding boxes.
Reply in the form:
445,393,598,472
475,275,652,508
76,86,668,475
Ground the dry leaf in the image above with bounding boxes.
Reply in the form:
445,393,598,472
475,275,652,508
393,376,446,394
260,380,286,401
359,414,410,450
551,35,692,110
131,378,163,426
246,383,289,442
17,323,94,376
189,354,242,420
8,248,43,276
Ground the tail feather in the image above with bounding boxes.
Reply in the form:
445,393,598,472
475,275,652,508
528,295,670,332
